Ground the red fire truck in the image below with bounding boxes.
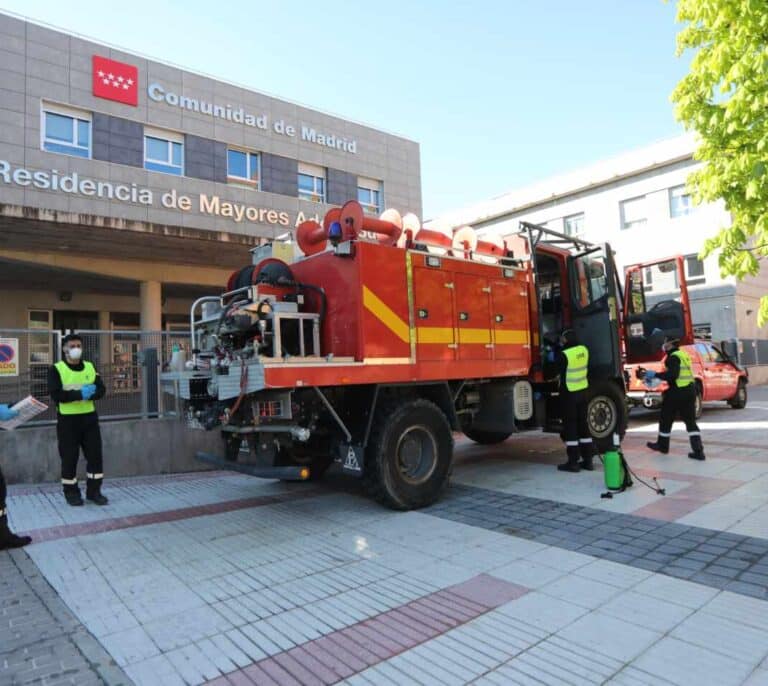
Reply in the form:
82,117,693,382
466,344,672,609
165,201,694,509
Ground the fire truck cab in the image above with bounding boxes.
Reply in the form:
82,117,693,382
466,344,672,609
520,229,696,448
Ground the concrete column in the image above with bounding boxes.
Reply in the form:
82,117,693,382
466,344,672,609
139,280,162,332
139,281,162,419
97,310,111,368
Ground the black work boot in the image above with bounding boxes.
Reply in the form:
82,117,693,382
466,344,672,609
688,434,706,461
86,481,108,506
646,436,670,454
579,441,595,471
0,513,31,550
64,487,84,507
558,445,581,472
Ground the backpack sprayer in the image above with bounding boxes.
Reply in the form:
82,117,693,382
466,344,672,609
601,433,666,499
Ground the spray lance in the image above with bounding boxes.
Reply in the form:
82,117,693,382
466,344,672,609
601,433,666,499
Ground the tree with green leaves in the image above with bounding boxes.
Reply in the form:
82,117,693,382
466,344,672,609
671,0,768,326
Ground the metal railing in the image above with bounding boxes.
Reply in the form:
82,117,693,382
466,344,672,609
0,329,192,426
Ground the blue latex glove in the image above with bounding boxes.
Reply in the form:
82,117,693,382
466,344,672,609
81,384,97,400
644,370,656,381
546,349,556,363
0,404,19,421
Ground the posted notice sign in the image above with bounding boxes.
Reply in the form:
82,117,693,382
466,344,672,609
0,338,19,377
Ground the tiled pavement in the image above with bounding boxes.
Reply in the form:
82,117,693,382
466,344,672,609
1,386,767,685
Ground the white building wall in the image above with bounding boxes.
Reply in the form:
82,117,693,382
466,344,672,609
431,135,767,376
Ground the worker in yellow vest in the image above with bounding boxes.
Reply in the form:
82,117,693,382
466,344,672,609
47,333,109,506
644,337,705,460
0,404,32,549
555,329,595,472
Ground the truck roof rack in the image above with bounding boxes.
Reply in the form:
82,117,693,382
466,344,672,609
518,221,596,253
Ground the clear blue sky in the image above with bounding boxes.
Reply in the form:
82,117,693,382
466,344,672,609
3,1,688,218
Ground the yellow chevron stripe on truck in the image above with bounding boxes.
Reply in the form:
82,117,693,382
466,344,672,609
363,285,528,349
362,286,410,343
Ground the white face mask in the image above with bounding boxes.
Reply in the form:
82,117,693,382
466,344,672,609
66,346,82,361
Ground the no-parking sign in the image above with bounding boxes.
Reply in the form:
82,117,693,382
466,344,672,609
0,338,19,377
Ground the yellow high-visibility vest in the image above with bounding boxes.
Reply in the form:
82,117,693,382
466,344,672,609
671,349,694,388
563,345,589,392
55,361,96,415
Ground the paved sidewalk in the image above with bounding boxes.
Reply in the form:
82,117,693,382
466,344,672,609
0,547,129,685
1,386,767,685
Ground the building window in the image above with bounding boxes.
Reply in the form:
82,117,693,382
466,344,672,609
644,266,653,292
227,148,260,188
669,185,694,218
144,128,183,175
564,213,585,237
620,196,647,230
298,163,326,203
694,324,712,340
41,104,91,159
357,178,383,215
685,253,706,285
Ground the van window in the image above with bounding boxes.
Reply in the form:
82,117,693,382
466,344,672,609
706,343,725,363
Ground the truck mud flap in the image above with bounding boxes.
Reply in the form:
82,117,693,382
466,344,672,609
337,444,364,476
195,452,310,481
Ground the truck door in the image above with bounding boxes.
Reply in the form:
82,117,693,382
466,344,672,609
413,266,456,361
623,257,694,364
567,245,622,379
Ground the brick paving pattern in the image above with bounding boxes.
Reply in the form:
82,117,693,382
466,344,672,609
426,484,768,599
0,549,130,685
17,488,323,543
0,386,766,685
205,574,528,685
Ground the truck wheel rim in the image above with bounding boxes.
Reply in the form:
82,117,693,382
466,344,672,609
738,386,746,402
696,393,702,415
396,426,437,485
588,396,616,438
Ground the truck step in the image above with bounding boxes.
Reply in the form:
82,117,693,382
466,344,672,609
195,452,310,481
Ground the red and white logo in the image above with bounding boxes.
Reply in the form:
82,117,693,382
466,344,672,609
92,55,138,106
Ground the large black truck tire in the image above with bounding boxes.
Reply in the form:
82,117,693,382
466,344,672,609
364,398,453,510
586,380,628,453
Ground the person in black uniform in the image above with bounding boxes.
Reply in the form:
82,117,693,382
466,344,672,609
554,329,595,473
48,334,109,506
0,403,32,549
644,337,705,460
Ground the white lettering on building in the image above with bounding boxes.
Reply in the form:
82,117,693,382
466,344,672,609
301,126,357,154
0,160,298,228
0,160,152,204
147,82,358,153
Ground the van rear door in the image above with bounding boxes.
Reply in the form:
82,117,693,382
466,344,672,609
623,256,694,364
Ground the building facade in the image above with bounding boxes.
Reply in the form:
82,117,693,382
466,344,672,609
430,135,768,382
0,12,421,343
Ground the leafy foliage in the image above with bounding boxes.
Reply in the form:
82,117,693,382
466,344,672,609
671,0,768,325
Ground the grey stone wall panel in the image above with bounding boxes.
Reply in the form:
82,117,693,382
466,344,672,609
0,13,421,239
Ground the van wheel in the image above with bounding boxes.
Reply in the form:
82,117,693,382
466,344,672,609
462,427,513,445
586,381,627,452
364,398,453,510
728,380,748,409
694,382,703,419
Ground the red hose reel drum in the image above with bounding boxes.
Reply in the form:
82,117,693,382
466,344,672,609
296,219,327,256
339,200,402,246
